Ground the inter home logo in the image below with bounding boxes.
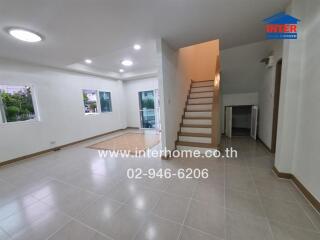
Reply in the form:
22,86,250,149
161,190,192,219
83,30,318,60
263,12,301,39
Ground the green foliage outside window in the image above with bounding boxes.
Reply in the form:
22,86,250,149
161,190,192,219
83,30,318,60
141,98,154,109
99,91,112,112
0,86,36,122
83,90,98,114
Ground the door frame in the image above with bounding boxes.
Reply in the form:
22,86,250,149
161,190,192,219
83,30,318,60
250,105,258,140
138,89,156,129
224,104,256,138
224,106,232,138
271,59,282,153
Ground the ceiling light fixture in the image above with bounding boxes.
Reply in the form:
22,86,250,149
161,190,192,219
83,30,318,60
6,27,43,43
133,44,141,50
84,59,92,64
119,69,124,73
121,59,133,66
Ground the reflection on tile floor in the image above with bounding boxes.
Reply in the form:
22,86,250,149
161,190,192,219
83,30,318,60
0,130,319,240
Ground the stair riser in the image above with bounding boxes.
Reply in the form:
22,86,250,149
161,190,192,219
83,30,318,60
188,98,212,104
176,145,217,154
192,81,214,87
183,119,211,125
191,86,213,93
187,104,212,111
179,136,212,144
190,92,214,98
185,112,211,118
181,127,212,134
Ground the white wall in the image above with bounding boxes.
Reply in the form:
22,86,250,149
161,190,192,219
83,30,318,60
0,59,126,162
123,77,158,128
221,93,259,134
220,41,268,135
221,41,270,94
158,39,191,151
258,40,283,149
220,40,284,147
276,0,320,201
276,0,306,173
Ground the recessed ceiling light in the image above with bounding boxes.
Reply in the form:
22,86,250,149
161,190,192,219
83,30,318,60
133,44,141,50
119,69,124,73
121,59,133,66
6,27,43,43
84,59,92,64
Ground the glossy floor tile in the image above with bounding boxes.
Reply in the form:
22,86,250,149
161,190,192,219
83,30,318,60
184,200,226,239
133,214,181,240
152,193,190,223
0,131,319,240
179,226,222,240
226,188,266,217
226,209,273,240
48,221,111,240
269,220,320,240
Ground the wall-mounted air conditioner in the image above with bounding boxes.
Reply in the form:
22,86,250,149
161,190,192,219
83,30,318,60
260,56,274,68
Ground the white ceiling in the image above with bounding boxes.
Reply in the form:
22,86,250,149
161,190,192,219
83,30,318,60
0,0,289,79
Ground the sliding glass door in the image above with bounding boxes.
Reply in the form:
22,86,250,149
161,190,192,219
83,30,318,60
139,90,155,129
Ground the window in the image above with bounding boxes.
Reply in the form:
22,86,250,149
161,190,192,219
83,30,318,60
99,91,112,112
0,85,37,123
82,90,98,114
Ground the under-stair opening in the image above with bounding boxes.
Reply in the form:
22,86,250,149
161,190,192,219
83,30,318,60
224,105,258,139
231,106,251,136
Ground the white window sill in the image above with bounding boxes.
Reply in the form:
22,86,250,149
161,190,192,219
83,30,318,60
0,119,40,127
84,113,100,116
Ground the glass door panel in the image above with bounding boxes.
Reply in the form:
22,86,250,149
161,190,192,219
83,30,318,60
139,90,155,129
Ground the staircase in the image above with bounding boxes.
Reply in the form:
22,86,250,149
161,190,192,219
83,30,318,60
176,80,219,153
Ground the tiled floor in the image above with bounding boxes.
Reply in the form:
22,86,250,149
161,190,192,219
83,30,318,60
0,130,320,240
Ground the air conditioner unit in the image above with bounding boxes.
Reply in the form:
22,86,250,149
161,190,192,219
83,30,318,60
260,56,274,68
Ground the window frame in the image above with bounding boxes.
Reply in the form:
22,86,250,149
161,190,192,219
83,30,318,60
82,89,100,115
0,84,40,125
99,91,112,113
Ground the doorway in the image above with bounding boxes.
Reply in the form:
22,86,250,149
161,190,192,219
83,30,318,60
271,59,282,153
232,106,252,136
225,105,258,139
138,90,156,129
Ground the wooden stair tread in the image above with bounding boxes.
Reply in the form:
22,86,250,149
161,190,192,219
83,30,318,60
191,85,213,89
181,124,212,128
185,110,212,112
191,80,214,83
188,97,213,100
176,141,214,148
179,132,211,138
183,116,211,120
187,103,212,105
190,90,214,93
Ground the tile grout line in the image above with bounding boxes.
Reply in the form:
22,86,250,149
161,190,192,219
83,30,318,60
175,181,197,240
44,217,73,240
129,186,165,240
107,180,225,239
247,166,276,240
64,163,320,238
28,168,226,239
223,155,227,240
289,183,320,232
2,135,320,239
267,218,320,234
0,224,11,240
249,165,320,233
43,205,117,240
